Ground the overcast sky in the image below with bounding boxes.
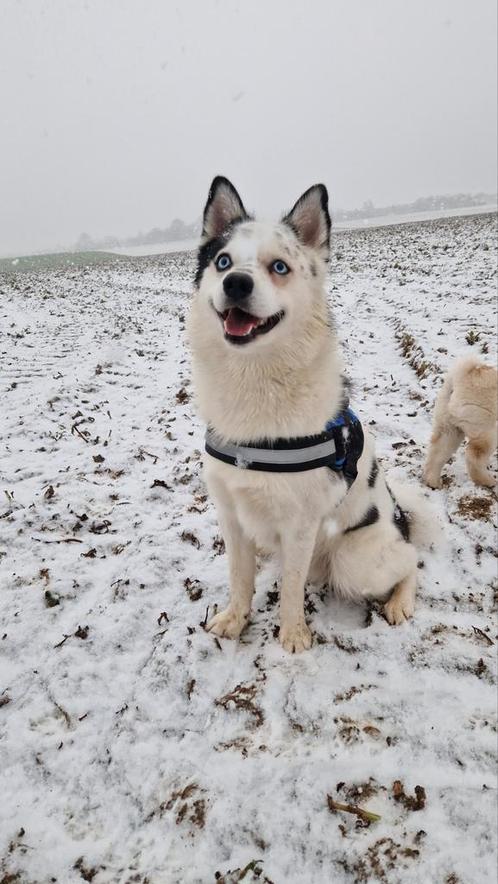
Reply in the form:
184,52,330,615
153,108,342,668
0,0,496,256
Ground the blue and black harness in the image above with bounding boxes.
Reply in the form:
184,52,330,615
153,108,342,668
205,406,412,542
205,406,364,486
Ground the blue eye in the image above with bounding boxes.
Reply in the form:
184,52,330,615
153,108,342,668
215,253,232,271
272,259,289,275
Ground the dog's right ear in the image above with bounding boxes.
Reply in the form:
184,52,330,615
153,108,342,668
202,176,248,240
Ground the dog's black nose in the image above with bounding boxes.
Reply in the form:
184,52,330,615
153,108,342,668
223,272,254,301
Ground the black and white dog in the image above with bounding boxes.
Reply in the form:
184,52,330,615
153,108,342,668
188,177,434,652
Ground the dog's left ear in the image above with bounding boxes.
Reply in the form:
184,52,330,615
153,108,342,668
202,176,249,240
283,184,331,260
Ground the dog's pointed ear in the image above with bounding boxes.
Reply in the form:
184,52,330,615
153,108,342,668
283,184,331,260
202,176,249,240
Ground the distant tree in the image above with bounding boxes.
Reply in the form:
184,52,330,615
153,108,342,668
144,227,165,244
74,192,496,253
76,232,94,251
101,235,120,248
169,218,186,240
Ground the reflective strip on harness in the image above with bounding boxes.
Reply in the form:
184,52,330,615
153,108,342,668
205,430,338,467
203,405,364,479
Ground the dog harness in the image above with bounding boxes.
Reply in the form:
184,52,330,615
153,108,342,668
205,406,364,485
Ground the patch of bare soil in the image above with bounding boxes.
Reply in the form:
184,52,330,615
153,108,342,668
215,682,264,727
214,860,274,883
394,323,440,379
147,783,207,831
457,495,494,521
337,835,422,881
392,780,427,811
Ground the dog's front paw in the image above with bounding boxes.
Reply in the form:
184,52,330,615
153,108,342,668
423,469,442,489
206,606,247,640
384,595,415,626
280,620,312,653
472,472,496,488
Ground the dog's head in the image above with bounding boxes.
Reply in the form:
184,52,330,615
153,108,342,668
192,177,331,349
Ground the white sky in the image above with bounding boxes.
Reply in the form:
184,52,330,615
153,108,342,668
0,0,496,256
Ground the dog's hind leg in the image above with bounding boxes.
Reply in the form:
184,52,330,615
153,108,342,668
381,536,418,625
423,424,464,488
465,430,497,488
206,512,256,640
333,530,418,626
384,570,417,625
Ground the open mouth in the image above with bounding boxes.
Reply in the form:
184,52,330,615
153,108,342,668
217,306,285,345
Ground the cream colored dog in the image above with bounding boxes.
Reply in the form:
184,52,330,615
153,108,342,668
188,177,434,652
424,356,497,489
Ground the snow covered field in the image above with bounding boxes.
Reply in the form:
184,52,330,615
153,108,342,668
1,212,497,884
103,206,497,258
106,239,200,258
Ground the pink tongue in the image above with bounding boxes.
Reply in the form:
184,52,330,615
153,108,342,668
224,308,259,337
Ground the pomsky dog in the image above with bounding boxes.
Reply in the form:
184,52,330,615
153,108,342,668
424,356,497,489
188,177,434,652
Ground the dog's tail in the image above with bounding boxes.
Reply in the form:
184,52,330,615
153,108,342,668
389,479,443,550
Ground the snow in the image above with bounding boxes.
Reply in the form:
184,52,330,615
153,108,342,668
105,239,200,257
0,212,497,884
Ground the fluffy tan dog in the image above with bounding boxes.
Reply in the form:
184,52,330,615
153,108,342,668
424,356,497,489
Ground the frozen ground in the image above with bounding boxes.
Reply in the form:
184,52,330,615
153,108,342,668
0,212,497,884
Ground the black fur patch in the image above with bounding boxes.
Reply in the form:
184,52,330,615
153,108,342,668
385,482,410,542
368,458,379,488
340,375,353,411
194,218,251,287
195,234,227,287
393,503,410,542
344,505,379,534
